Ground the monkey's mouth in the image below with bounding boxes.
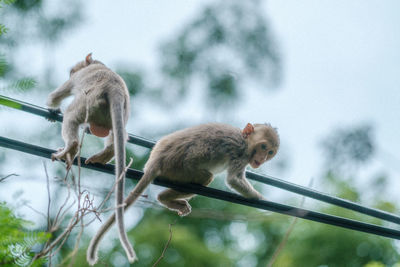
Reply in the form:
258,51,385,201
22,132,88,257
251,160,261,168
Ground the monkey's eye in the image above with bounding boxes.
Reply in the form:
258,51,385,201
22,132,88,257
261,144,267,150
268,150,274,155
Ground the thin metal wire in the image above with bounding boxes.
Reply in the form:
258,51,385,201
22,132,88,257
1,135,400,240
1,94,400,225
0,95,154,148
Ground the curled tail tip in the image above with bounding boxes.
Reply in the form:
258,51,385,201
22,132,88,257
122,239,137,263
128,254,138,263
86,251,98,266
87,238,100,265
86,248,137,265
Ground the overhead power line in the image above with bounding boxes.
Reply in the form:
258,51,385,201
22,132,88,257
1,94,400,225
1,135,400,240
0,95,155,148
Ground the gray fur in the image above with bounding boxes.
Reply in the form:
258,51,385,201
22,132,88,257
46,54,135,264
87,123,279,263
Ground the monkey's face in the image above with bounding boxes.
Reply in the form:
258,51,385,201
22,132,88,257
249,141,278,169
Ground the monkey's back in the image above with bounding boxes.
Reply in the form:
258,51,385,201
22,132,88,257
70,64,130,128
146,123,248,178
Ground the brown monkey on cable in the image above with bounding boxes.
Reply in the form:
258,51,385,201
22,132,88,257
87,122,279,264
46,53,135,262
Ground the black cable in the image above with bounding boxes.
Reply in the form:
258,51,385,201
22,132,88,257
246,172,400,225
1,135,400,240
2,94,400,225
0,95,155,148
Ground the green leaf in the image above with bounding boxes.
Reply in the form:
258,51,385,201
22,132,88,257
0,55,7,76
2,0,17,5
12,77,37,91
0,202,49,266
12,0,41,12
0,24,9,35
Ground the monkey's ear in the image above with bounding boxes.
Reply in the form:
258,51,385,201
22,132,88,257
85,53,93,65
242,123,254,138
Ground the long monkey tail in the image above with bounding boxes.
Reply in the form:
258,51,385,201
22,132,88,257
110,92,135,262
86,160,158,265
87,91,134,265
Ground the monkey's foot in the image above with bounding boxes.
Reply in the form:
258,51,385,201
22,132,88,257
177,204,192,217
51,147,64,161
51,141,79,169
85,150,114,165
251,193,265,201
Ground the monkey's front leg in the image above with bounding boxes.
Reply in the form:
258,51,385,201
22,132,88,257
226,168,264,200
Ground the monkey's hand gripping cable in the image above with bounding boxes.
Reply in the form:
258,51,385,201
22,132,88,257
2,94,400,239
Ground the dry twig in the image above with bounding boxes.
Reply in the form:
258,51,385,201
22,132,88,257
0,173,19,182
152,220,178,267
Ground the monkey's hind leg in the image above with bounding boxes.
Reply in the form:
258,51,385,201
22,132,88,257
85,133,115,165
52,112,80,169
158,170,213,216
158,189,194,217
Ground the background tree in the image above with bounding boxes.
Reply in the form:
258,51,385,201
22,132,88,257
158,0,281,111
1,2,50,266
55,2,399,267
0,0,399,266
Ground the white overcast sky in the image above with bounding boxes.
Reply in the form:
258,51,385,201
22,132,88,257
2,0,400,207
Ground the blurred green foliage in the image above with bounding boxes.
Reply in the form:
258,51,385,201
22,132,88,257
60,173,400,267
0,201,50,266
0,0,82,83
12,0,41,11
321,124,375,177
0,3,50,266
117,70,146,97
273,190,399,266
1,0,399,266
62,125,399,267
0,0,15,35
158,0,281,109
